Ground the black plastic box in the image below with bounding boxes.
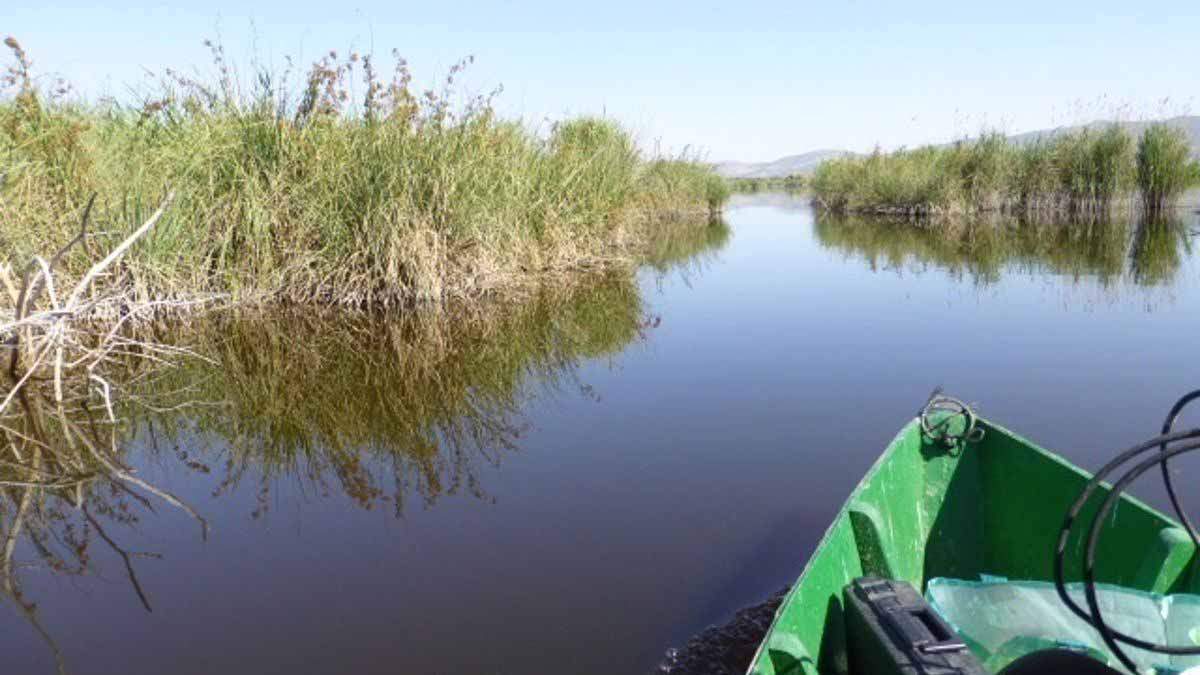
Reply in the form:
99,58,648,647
844,577,987,675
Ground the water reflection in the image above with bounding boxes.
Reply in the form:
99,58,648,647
0,216,733,673
642,217,732,276
139,275,648,515
813,210,1195,289
0,342,207,674
1130,215,1193,286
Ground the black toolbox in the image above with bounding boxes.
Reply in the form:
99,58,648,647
844,577,987,675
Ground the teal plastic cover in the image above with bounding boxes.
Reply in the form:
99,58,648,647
926,577,1200,674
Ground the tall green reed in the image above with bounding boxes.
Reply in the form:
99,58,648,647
812,122,1193,218
1136,123,1194,211
0,38,727,307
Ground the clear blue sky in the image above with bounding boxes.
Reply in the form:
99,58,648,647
7,0,1199,161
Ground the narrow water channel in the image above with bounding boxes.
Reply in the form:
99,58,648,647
2,193,1199,674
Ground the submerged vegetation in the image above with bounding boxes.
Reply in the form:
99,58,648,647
0,37,728,307
811,123,1199,217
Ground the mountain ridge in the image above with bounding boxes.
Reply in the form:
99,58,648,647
714,149,850,180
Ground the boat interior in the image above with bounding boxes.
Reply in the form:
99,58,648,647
751,414,1200,675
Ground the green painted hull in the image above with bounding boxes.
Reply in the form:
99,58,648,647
748,416,1196,675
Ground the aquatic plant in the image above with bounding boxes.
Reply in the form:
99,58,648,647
641,158,731,214
952,132,1016,211
728,174,806,193
1055,124,1135,211
1136,123,1194,211
0,37,728,308
812,123,1192,217
1012,138,1060,211
125,213,717,508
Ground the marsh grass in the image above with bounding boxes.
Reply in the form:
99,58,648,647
812,123,1196,217
642,158,732,213
0,38,727,307
1137,124,1196,212
728,175,806,193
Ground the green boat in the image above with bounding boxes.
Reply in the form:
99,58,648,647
747,395,1200,675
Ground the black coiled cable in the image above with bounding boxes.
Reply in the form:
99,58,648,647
1053,389,1200,673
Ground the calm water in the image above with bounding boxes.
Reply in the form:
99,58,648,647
3,193,1200,674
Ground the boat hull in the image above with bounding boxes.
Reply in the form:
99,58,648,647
747,417,1196,675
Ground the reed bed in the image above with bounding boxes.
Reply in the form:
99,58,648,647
0,37,727,308
812,124,1199,217
1137,124,1195,212
728,175,806,193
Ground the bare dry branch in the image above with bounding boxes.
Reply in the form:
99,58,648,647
65,191,174,311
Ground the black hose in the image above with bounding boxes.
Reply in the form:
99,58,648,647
1052,429,1200,644
1083,438,1200,671
1160,390,1200,550
1052,389,1200,673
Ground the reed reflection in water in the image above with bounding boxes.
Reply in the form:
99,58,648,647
139,274,649,515
0,215,734,673
813,210,1193,290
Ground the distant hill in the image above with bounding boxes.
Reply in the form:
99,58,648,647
714,150,850,179
716,115,1200,179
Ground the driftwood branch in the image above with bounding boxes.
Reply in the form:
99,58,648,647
0,188,218,673
2,191,175,338
66,192,173,310
12,194,94,324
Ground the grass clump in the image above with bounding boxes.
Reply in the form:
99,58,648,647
1052,124,1135,210
640,158,731,214
1137,123,1195,211
811,144,964,215
0,38,727,307
812,121,1194,218
728,174,806,193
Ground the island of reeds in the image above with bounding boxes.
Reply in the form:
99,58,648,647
0,37,730,308
728,174,806,193
811,123,1200,217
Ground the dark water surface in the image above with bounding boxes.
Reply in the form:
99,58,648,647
4,193,1200,674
